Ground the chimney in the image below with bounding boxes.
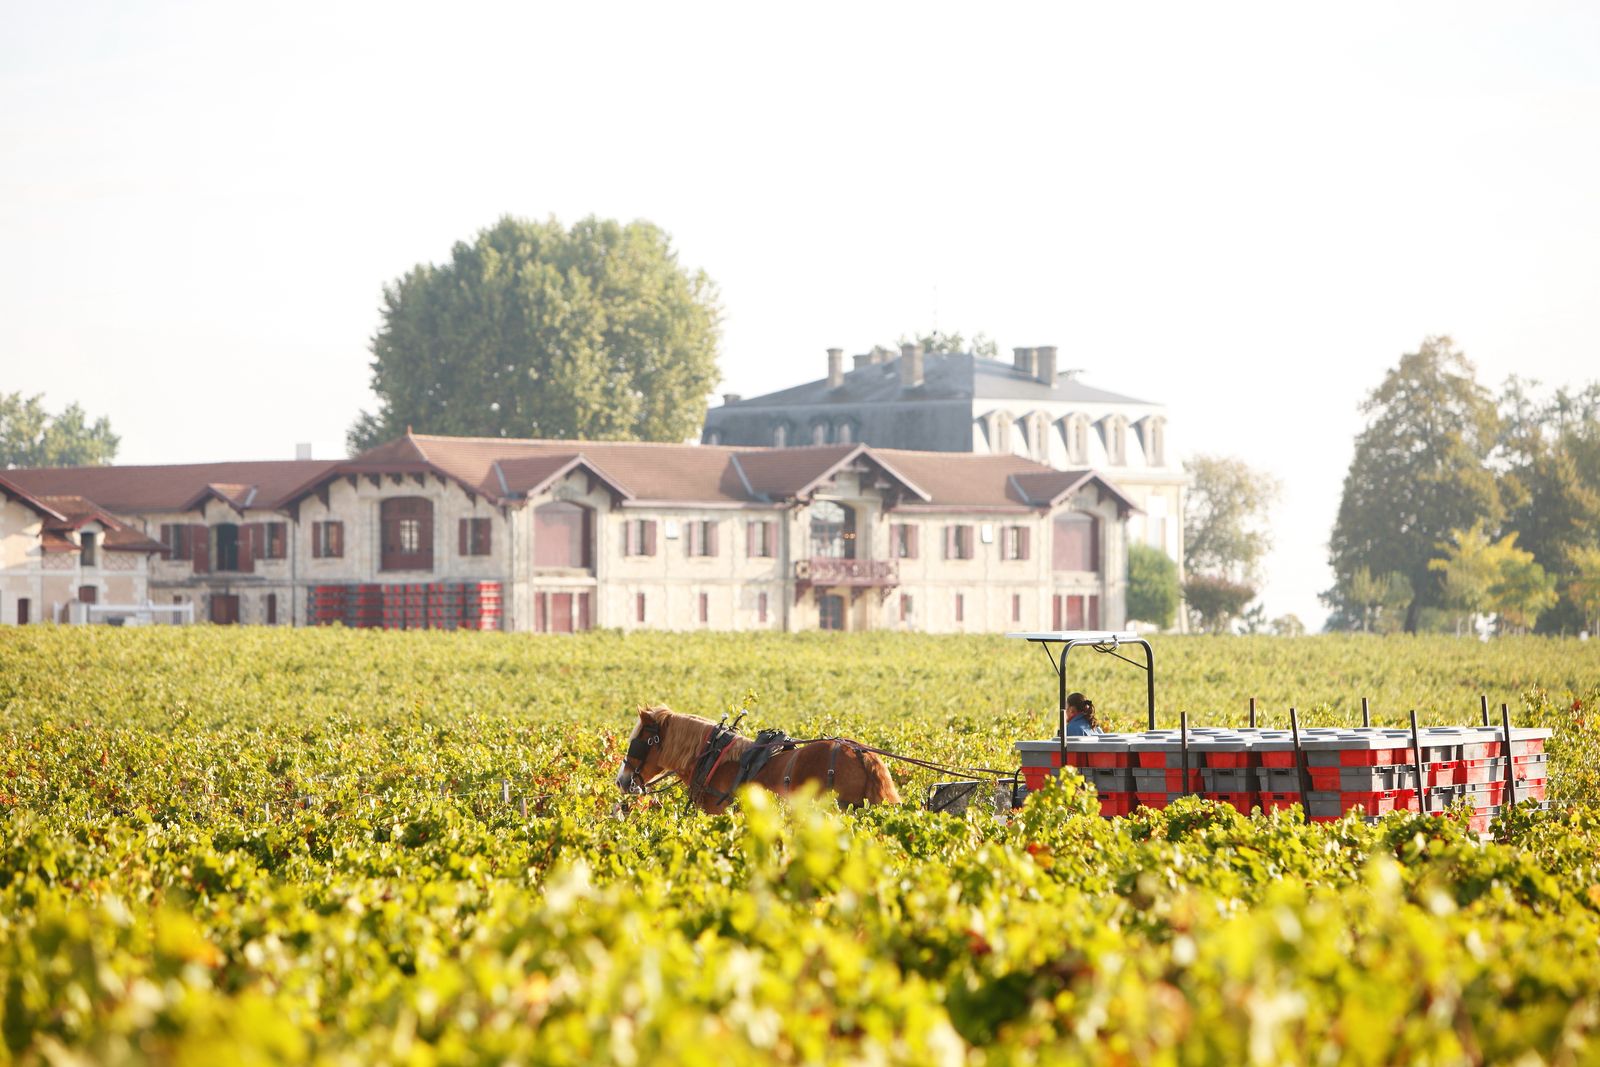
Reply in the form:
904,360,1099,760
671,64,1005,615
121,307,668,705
295,442,313,460
870,345,890,365
899,342,924,388
853,353,873,370
1013,347,1036,377
1034,345,1058,385
723,393,742,406
826,348,843,389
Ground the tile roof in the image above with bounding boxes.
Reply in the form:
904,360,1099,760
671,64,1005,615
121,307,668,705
5,460,340,513
0,473,67,521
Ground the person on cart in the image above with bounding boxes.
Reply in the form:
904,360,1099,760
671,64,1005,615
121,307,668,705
1064,692,1101,736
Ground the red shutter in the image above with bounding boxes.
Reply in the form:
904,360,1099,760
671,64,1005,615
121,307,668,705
1018,527,1031,561
746,520,756,556
581,508,593,569
159,523,173,557
1052,596,1063,630
479,519,492,555
237,524,256,573
644,520,657,556
311,523,322,559
191,526,210,573
331,522,344,558
706,522,719,557
459,519,469,555
1088,595,1101,629
906,525,918,560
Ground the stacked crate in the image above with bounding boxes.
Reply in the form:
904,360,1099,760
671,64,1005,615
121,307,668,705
309,585,348,626
427,583,462,630
1015,725,1551,831
462,581,503,631
347,584,384,628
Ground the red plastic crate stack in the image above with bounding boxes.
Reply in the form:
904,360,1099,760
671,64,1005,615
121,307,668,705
347,584,384,628
309,585,347,626
461,581,503,631
381,585,408,630
402,583,429,628
427,583,463,630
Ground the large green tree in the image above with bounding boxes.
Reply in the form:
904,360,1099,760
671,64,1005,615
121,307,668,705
1126,543,1180,629
0,393,119,468
1498,378,1600,633
349,216,722,452
1327,337,1500,631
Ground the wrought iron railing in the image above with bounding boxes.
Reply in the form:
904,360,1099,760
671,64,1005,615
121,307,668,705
794,557,898,586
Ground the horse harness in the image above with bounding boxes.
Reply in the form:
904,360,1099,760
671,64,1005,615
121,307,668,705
688,724,830,810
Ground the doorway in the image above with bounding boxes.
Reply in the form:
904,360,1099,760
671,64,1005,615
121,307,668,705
818,593,846,631
210,594,240,625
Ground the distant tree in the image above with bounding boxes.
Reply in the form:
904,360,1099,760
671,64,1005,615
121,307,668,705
897,330,999,359
1182,574,1256,634
1427,523,1504,634
1343,566,1413,634
1498,378,1600,633
1269,614,1306,637
1327,337,1500,631
0,392,119,468
1183,455,1280,583
1567,545,1600,634
1236,602,1268,635
1126,543,1180,629
1488,543,1558,634
350,215,722,453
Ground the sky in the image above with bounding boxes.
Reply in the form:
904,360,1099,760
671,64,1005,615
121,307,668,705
3,1,1598,628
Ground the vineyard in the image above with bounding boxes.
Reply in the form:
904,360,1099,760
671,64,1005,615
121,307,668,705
1,627,1598,1065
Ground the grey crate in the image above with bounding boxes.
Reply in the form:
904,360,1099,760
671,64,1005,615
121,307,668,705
1201,768,1256,791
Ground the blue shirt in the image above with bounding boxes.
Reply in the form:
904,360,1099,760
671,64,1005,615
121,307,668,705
1064,714,1100,737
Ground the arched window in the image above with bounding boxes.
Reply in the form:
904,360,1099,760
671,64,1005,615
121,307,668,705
811,421,828,446
836,420,853,445
533,501,592,569
1145,416,1166,467
381,498,434,571
705,429,722,445
809,500,856,559
1103,416,1128,466
774,422,790,448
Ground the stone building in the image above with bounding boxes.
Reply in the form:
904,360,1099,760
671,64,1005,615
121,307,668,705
701,345,1185,572
2,432,1136,633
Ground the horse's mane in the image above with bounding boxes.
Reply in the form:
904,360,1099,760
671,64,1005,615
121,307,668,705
644,705,751,773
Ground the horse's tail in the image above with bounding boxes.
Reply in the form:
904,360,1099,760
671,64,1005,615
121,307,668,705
858,747,902,806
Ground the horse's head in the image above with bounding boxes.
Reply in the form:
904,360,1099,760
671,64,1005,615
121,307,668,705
616,705,671,794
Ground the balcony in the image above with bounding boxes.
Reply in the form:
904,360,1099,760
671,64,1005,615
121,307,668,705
794,557,898,589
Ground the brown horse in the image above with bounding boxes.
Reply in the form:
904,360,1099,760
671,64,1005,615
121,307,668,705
614,705,901,813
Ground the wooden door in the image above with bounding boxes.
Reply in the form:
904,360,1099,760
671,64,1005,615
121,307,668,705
210,594,240,625
550,592,574,633
16,599,29,626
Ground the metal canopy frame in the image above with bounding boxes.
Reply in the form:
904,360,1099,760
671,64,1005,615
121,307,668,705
1005,631,1156,770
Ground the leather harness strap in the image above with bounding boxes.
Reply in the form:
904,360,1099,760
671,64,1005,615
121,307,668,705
826,742,838,789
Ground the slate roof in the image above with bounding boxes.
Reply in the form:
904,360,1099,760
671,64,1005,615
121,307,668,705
719,352,1151,409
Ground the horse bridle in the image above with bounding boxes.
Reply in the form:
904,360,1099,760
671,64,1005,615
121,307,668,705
620,719,667,794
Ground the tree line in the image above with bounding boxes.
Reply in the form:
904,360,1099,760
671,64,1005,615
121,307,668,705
1327,336,1600,635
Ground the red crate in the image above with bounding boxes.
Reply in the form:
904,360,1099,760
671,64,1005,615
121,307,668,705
1099,793,1133,817
1259,791,1301,811
1203,791,1258,814
1205,752,1251,769
1134,792,1170,810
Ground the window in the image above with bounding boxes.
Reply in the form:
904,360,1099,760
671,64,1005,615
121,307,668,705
811,421,828,446
892,523,918,559
636,592,647,623
16,598,29,625
78,585,97,604
899,593,912,622
836,421,853,445
312,521,344,558
685,520,719,557
262,522,287,560
943,524,975,560
160,524,193,560
79,532,97,567
266,593,278,625
214,523,242,572
1104,416,1127,465
1145,417,1166,467
809,501,855,559
458,517,492,556
1000,526,1030,561
533,502,591,568
1051,594,1102,631
1012,593,1022,623
746,520,775,558
1063,415,1089,465
758,592,769,623
955,593,965,622
699,592,710,624
706,430,722,445
381,498,434,571
623,519,658,557
1052,513,1100,573
818,593,845,631
773,423,789,448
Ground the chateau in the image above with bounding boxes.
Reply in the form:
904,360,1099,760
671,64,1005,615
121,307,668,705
0,432,1135,633
702,345,1184,570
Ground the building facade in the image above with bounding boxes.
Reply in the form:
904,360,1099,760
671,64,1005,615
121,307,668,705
701,345,1185,576
2,433,1136,633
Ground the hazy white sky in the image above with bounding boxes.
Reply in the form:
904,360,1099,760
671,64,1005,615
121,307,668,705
3,1,1598,627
